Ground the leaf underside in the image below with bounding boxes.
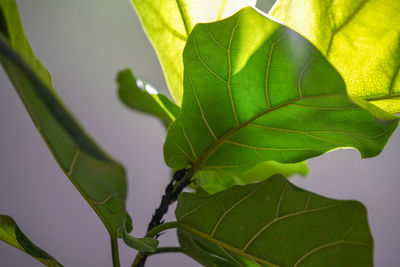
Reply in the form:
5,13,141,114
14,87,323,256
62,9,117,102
0,215,62,267
164,7,398,174
176,175,373,267
130,0,256,104
0,0,131,237
269,0,400,113
194,161,308,194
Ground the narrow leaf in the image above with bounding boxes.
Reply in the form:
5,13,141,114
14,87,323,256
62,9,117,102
269,0,400,113
0,215,62,267
195,161,308,194
164,7,398,174
122,230,159,253
176,175,373,266
117,69,179,127
130,0,256,104
0,0,131,237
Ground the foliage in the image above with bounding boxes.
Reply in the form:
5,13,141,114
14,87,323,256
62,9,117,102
0,0,399,266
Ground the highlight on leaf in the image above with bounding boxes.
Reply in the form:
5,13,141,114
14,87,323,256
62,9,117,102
164,7,398,175
269,0,400,113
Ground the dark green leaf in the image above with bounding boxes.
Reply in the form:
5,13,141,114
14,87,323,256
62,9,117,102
176,175,373,266
130,0,257,104
0,215,62,267
194,161,308,194
269,0,400,113
117,69,179,127
164,7,398,174
122,230,159,252
0,0,131,238
178,229,235,267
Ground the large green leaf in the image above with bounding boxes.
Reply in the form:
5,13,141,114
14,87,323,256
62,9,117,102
117,69,179,127
195,161,308,194
130,0,256,104
269,0,400,113
164,7,398,174
176,175,373,266
0,215,62,267
0,0,131,238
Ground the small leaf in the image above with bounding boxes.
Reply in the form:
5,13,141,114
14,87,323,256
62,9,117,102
130,0,256,104
164,7,398,174
117,69,179,127
195,161,308,194
269,0,400,113
122,230,159,253
0,215,62,267
176,175,373,266
0,0,131,238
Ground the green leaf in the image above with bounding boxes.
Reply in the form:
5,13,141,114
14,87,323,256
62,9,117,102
0,215,62,267
117,69,179,127
130,0,256,104
164,7,398,174
0,0,131,238
269,0,400,113
178,229,235,267
195,161,308,194
176,175,373,266
122,230,159,253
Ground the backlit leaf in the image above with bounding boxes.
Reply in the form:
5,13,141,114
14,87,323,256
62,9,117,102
195,161,308,194
269,0,400,113
130,0,256,104
164,7,398,175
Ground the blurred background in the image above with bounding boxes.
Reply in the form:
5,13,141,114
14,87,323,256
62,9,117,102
0,0,399,266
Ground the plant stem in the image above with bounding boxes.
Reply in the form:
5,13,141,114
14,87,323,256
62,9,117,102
145,221,179,238
132,169,192,267
111,237,120,267
149,247,183,255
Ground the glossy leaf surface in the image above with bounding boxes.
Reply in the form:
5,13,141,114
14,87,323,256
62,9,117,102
0,215,62,267
117,69,179,127
0,0,131,237
176,175,373,266
269,0,400,113
195,161,308,194
164,7,398,174
130,0,256,104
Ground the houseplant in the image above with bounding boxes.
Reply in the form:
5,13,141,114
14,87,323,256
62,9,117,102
0,0,400,266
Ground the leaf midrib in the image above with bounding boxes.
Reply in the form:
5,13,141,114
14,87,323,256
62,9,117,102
191,93,342,173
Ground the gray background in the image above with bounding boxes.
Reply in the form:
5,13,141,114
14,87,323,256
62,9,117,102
0,1,399,266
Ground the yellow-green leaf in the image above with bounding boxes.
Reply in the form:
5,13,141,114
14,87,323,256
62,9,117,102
269,0,400,113
163,7,398,174
130,0,256,104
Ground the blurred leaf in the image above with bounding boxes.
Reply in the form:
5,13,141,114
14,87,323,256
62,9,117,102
195,161,308,194
0,0,131,238
164,7,398,174
122,230,159,252
0,215,62,267
117,69,179,127
269,0,400,113
130,0,256,104
176,175,373,266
